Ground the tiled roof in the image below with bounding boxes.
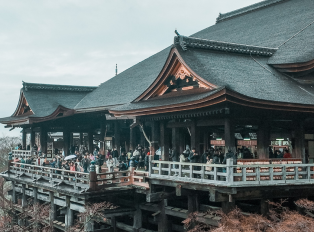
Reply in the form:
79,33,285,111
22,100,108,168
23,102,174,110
216,0,288,23
23,82,97,92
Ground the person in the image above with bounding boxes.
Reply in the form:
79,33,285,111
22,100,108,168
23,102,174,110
81,155,89,173
170,148,179,163
112,148,119,159
276,150,283,159
93,148,98,157
33,143,38,155
212,150,220,164
20,156,25,168
13,156,20,167
106,155,116,173
119,160,128,172
206,156,214,179
222,149,237,165
119,152,127,163
189,148,199,163
89,153,95,161
138,152,144,170
200,150,209,164
243,148,252,159
49,158,56,168
144,152,150,171
183,145,191,160
218,148,224,164
76,158,83,172
106,149,112,160
269,147,275,159
127,150,132,162
283,149,292,158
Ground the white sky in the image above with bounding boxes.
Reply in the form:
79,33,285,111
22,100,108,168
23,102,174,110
0,0,261,137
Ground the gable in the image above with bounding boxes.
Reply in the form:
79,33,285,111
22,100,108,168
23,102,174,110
134,47,217,102
13,92,33,117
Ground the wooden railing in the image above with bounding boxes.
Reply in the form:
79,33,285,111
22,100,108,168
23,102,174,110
8,162,149,191
11,149,36,158
149,160,314,187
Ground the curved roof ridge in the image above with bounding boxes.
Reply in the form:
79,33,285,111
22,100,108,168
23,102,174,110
216,0,289,23
22,81,97,92
174,36,277,56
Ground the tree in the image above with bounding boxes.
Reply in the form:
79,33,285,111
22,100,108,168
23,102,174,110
0,134,21,171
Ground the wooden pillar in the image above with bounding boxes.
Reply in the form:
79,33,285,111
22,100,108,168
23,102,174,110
133,194,142,232
111,217,117,232
22,129,27,148
151,121,160,157
63,130,71,156
160,121,169,161
88,129,93,153
257,121,270,159
12,182,17,204
179,128,185,154
49,192,56,222
294,121,305,162
40,126,47,154
172,127,180,161
80,132,84,145
130,127,136,151
21,184,27,208
140,131,145,147
33,187,38,204
224,118,236,153
191,119,200,153
158,199,170,232
30,129,35,148
65,196,73,229
114,121,121,155
204,131,209,152
222,200,235,214
188,195,199,213
260,199,269,216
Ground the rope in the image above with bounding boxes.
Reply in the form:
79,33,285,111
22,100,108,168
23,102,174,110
278,19,314,48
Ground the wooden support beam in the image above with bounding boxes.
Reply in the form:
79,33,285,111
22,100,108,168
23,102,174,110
158,199,170,232
130,127,136,151
260,199,269,216
30,129,35,148
146,191,176,202
21,184,26,208
160,121,169,161
133,194,142,232
190,119,200,152
294,121,305,162
65,195,73,229
111,216,117,232
151,121,160,156
33,187,38,204
88,128,94,153
172,127,180,162
257,121,270,159
22,129,27,148
12,182,17,204
49,192,56,222
222,200,235,214
188,195,199,213
114,121,121,155
224,118,236,153
40,126,48,154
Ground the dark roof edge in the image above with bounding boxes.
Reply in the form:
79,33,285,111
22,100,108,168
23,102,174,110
216,0,289,23
174,36,277,56
22,81,97,92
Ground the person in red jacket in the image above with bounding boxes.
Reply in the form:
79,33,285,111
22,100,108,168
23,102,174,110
283,149,292,158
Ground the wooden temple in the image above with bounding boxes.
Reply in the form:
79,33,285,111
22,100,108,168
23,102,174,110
1,0,314,231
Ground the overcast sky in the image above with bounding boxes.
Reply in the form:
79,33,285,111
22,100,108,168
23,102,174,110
0,0,261,137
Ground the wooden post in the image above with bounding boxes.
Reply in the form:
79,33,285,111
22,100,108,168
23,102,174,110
88,129,94,153
33,187,38,204
172,127,180,161
22,129,27,148
80,132,84,145
188,195,199,213
294,121,305,162
12,182,17,204
130,127,136,151
111,216,117,232
114,121,121,156
191,119,200,152
40,126,48,154
151,121,160,156
49,192,56,222
30,129,35,148
65,195,73,229
204,131,209,152
260,199,269,216
158,199,170,232
63,130,71,156
224,118,236,153
257,121,270,159
222,200,235,214
133,194,142,232
160,121,170,161
21,184,27,208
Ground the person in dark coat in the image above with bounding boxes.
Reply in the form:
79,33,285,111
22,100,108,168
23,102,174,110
112,148,119,159
218,148,224,164
222,149,237,165
200,150,209,164
212,150,220,164
81,155,89,173
119,152,127,163
189,148,200,163
144,153,150,171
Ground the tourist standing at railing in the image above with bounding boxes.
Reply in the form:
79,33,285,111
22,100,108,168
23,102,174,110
222,149,237,165
200,150,209,164
20,157,25,168
106,155,116,173
144,152,150,171
112,148,119,159
276,150,283,158
13,156,20,167
89,153,95,161
212,150,220,164
206,156,214,179
127,150,132,162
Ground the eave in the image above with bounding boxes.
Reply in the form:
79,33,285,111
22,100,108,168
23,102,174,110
110,88,314,117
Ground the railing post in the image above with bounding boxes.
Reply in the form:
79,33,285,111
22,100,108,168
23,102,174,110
226,159,233,185
282,165,286,182
178,163,182,177
89,161,97,191
201,165,205,180
189,164,193,178
214,167,217,181
269,166,273,182
295,165,299,181
148,155,152,177
243,167,247,182
158,162,162,175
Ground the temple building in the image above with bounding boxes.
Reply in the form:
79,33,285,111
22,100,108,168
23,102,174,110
1,0,314,231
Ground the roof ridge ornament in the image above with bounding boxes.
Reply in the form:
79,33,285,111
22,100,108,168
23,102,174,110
174,30,187,51
216,0,288,23
174,36,277,56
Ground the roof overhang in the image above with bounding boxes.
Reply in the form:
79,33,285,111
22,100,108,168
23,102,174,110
110,88,314,117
